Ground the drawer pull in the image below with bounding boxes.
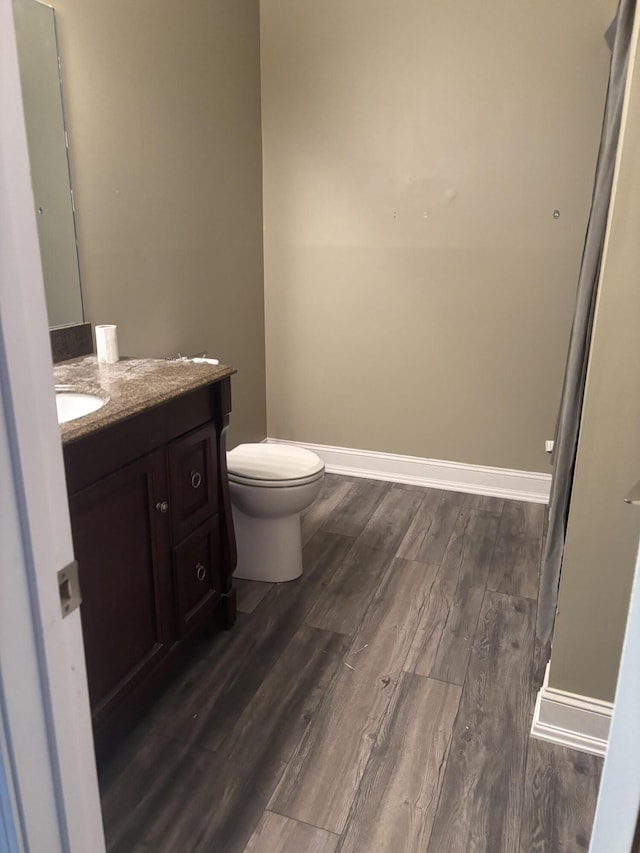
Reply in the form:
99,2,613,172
155,500,169,513
191,470,202,489
195,562,206,582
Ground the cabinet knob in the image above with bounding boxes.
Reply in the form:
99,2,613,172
190,470,202,489
195,562,206,582
155,500,169,513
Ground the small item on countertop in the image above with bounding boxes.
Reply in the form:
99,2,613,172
168,353,219,365
95,324,119,364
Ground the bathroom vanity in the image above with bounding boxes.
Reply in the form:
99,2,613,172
55,357,237,755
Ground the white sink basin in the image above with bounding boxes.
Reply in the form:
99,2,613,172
56,391,105,424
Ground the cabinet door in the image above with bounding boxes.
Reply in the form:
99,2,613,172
168,422,218,542
173,517,220,637
69,452,172,725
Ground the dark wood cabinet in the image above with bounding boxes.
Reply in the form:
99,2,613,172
69,451,172,726
173,517,220,637
64,377,236,755
168,422,218,541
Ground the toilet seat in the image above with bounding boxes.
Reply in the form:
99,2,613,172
227,443,325,489
228,470,324,489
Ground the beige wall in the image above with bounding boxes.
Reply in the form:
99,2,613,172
31,0,637,705
261,0,615,471
549,13,640,702
53,0,266,446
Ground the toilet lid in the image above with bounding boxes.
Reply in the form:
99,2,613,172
227,443,325,483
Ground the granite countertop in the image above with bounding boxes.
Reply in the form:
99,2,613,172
54,356,235,445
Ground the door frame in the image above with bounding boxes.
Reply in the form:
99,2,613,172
0,0,104,849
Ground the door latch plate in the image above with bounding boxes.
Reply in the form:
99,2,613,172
58,560,82,618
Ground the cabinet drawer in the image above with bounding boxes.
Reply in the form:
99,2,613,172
168,422,218,541
173,518,220,636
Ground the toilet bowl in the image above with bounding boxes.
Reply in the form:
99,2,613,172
227,443,325,582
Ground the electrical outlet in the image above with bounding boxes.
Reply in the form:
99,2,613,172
545,439,555,453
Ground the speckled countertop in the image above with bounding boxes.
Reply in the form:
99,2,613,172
54,356,235,445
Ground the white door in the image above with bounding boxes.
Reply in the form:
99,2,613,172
0,0,104,848
589,489,640,852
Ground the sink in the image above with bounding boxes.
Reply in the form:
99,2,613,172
56,391,106,424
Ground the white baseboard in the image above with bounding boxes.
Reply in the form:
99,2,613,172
265,438,551,504
530,664,613,757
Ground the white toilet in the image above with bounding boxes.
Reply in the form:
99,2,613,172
227,443,325,582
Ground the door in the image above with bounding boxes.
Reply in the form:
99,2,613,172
69,452,172,742
589,485,640,852
0,1,104,848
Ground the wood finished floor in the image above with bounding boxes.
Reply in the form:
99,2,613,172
99,475,602,853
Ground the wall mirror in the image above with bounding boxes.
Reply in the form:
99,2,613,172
13,0,84,329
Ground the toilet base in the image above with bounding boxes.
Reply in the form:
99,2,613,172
232,504,303,583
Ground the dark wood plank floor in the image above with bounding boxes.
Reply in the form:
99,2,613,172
99,474,602,852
